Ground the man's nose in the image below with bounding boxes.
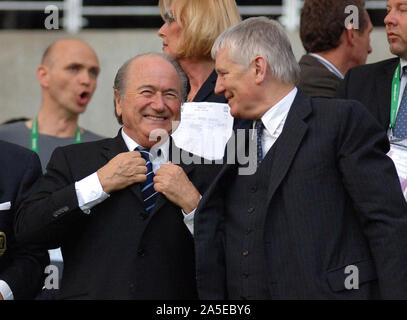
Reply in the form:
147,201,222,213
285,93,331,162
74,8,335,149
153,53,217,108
79,70,91,85
384,10,396,27
214,78,225,95
151,92,166,112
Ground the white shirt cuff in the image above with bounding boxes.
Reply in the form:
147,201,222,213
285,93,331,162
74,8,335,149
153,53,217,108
181,195,201,236
0,280,14,300
75,172,110,214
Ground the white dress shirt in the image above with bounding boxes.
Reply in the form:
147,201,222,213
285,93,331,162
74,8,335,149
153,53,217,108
186,87,298,236
75,129,197,232
0,280,13,300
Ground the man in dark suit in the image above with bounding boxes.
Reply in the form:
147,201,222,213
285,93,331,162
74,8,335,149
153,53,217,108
192,17,407,300
337,0,407,138
14,53,217,299
298,0,373,98
0,141,49,300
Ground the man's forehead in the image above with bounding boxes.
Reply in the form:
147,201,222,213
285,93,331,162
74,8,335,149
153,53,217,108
46,40,98,66
127,57,180,88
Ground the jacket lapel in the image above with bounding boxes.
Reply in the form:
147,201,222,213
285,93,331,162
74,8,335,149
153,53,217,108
193,70,218,102
375,58,399,128
101,129,144,203
264,90,310,208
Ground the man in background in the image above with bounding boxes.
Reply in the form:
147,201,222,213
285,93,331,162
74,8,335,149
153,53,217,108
298,0,373,98
337,0,407,138
0,38,105,296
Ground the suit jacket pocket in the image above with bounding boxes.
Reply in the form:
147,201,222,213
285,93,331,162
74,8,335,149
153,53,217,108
326,259,377,292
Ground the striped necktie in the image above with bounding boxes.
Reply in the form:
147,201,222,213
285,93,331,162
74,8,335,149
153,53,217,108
394,66,407,139
136,147,159,213
255,120,265,166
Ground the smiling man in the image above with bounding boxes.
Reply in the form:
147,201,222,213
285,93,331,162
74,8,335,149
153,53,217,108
14,53,217,299
193,17,407,300
337,0,407,138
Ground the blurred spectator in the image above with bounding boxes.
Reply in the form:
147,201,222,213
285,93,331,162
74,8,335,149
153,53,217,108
298,0,373,98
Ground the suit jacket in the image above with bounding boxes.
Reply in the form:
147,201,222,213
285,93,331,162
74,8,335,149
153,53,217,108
336,57,400,131
14,133,219,299
194,90,407,299
298,54,342,98
0,140,49,299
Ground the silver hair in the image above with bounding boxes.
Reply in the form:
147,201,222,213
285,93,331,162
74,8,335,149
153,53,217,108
211,16,300,84
113,52,188,125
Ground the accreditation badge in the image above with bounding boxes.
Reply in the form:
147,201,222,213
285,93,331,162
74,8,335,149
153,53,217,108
0,232,6,257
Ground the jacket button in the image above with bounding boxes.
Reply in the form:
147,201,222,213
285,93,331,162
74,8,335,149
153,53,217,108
250,186,257,193
247,207,255,214
242,250,249,257
137,249,145,257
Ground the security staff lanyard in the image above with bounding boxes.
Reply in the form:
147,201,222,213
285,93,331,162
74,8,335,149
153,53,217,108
30,117,82,153
389,63,402,140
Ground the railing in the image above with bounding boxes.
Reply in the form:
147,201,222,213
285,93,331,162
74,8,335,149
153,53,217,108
0,0,387,34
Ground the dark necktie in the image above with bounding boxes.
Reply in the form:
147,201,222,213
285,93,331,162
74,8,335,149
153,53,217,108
394,66,407,139
135,147,159,213
255,120,265,166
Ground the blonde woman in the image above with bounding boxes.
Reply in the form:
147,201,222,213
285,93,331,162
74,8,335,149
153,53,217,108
158,0,241,104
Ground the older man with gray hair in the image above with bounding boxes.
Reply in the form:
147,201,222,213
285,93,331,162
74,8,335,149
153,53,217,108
193,17,407,300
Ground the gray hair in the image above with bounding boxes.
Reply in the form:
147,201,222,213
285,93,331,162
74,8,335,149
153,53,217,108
113,53,188,125
211,17,300,85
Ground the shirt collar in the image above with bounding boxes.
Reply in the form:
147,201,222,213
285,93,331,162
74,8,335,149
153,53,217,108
309,53,344,79
255,87,297,137
120,128,169,161
400,58,407,78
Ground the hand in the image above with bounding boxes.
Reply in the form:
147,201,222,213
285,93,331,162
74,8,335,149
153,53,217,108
97,151,147,194
154,162,201,213
0,292,3,300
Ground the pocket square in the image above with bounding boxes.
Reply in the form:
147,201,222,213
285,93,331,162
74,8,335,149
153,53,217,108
0,201,11,210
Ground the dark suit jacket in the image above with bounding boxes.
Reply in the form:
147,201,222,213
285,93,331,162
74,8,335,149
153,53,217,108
14,133,218,300
0,140,49,299
298,54,342,98
194,90,407,299
336,57,400,131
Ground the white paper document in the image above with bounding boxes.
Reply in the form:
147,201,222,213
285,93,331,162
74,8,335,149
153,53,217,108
387,139,407,201
171,102,234,160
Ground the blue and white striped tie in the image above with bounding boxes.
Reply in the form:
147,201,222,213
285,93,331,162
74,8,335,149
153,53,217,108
136,147,159,213
394,66,407,139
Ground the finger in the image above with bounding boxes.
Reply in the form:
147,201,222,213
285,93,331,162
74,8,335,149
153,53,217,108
134,174,147,183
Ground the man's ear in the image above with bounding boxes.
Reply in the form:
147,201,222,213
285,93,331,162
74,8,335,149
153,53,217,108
37,65,50,88
114,89,122,117
253,56,268,85
344,25,357,47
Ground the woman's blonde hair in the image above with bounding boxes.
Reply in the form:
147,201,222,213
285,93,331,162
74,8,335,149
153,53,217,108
159,0,241,59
